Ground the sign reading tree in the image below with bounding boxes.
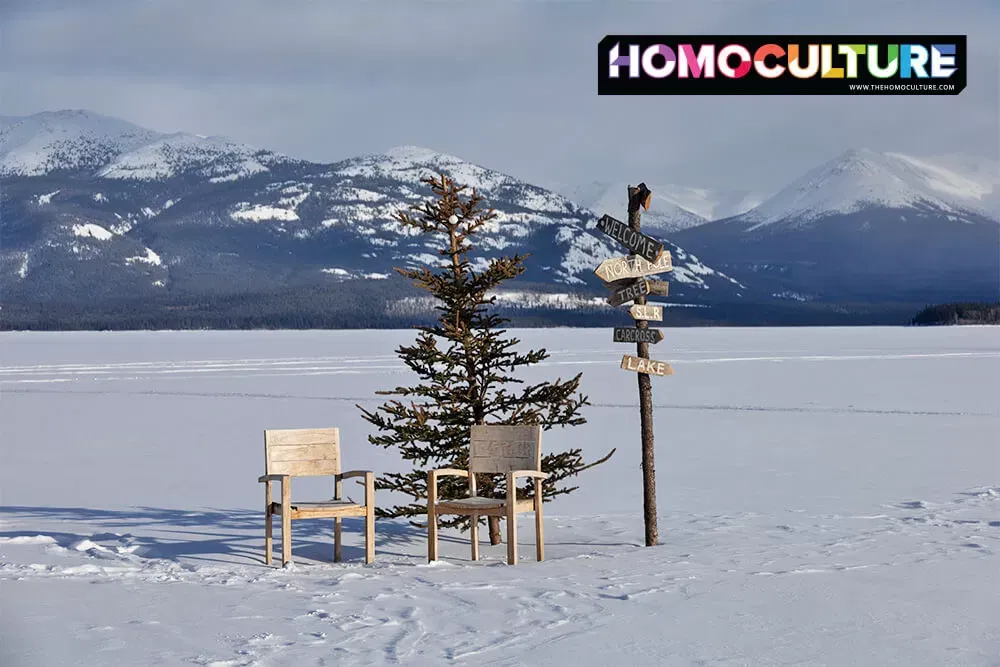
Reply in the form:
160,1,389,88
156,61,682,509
357,173,615,547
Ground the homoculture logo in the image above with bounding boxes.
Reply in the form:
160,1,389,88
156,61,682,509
597,35,967,95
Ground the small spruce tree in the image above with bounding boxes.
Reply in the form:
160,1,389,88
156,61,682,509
358,173,614,544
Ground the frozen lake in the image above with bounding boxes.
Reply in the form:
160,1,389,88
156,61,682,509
1,326,998,666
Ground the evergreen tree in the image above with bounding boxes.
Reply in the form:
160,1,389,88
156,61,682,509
358,173,614,544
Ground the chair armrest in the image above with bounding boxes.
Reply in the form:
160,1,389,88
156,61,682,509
430,469,469,478
427,468,470,504
337,470,373,481
508,470,549,481
258,474,290,483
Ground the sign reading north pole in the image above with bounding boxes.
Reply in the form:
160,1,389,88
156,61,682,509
594,252,673,283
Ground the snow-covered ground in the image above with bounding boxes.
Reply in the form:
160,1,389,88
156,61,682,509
1,327,997,666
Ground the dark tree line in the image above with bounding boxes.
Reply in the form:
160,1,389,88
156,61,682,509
911,302,1000,326
1,295,933,331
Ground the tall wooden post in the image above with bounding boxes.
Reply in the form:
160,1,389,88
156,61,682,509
593,185,670,547
628,184,658,547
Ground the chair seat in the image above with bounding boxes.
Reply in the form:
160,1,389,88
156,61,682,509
270,499,367,518
436,496,535,513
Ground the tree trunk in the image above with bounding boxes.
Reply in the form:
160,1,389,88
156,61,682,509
488,516,502,544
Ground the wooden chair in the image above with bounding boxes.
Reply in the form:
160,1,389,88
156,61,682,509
257,427,375,567
427,424,548,566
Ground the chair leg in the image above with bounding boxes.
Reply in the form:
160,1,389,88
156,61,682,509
365,473,375,565
281,480,292,567
427,471,438,562
535,490,545,562
470,513,479,561
334,517,342,563
428,504,438,562
264,482,273,566
506,487,518,566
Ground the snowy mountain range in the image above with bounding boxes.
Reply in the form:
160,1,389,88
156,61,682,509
672,148,999,303
1,110,997,322
742,148,1000,226
0,110,746,315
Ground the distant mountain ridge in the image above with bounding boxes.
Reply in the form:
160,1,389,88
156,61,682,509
742,148,1000,227
0,111,746,315
0,109,299,181
2,109,996,324
672,148,999,303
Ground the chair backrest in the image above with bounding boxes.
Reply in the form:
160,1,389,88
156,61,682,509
469,424,542,474
264,427,341,477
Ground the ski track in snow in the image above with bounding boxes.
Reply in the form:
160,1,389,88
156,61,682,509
1,488,997,665
3,350,999,385
4,347,998,419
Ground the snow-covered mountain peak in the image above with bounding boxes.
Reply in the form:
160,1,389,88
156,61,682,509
338,146,523,195
1,109,294,183
743,149,1000,227
380,145,446,163
0,109,162,176
97,132,290,182
884,152,998,202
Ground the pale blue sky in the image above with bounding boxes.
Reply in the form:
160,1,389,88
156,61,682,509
1,0,997,192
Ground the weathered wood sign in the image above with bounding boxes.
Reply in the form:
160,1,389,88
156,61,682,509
614,327,664,344
602,277,636,291
469,425,539,474
620,354,673,376
629,303,663,321
594,252,673,283
606,279,649,307
595,214,664,263
647,280,669,297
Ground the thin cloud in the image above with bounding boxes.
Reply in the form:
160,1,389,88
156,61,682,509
1,0,996,193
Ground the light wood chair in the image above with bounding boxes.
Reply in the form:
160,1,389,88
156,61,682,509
257,427,375,567
427,424,548,566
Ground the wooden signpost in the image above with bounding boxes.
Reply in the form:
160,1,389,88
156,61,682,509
595,214,664,264
614,327,664,344
590,182,673,548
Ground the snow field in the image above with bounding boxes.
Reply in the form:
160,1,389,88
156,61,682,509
1,326,997,666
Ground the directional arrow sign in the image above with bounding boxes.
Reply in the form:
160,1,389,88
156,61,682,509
595,215,664,263
606,279,649,307
602,277,637,291
629,304,663,321
613,327,664,344
620,354,674,376
647,280,669,297
594,252,673,283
